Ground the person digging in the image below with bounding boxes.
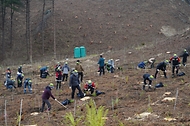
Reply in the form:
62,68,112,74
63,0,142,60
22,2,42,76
154,60,169,79
41,83,57,112
84,80,96,95
142,73,154,91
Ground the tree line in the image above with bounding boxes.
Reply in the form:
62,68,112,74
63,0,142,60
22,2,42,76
0,0,56,64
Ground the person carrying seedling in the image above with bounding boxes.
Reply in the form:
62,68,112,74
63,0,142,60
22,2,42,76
55,62,61,72
24,78,32,94
154,60,169,79
41,83,57,112
6,77,16,91
106,59,115,73
55,66,62,90
181,49,189,66
5,67,11,80
142,73,154,90
75,60,84,82
40,66,49,78
69,70,84,99
62,62,70,81
84,80,96,95
98,54,105,76
137,61,147,69
169,54,181,77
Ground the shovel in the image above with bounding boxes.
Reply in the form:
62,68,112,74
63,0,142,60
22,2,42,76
55,99,67,109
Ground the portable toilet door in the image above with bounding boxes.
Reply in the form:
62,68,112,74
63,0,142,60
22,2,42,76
74,47,81,58
80,46,86,57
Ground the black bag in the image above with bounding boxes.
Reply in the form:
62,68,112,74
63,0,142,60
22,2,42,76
155,82,164,88
77,93,85,98
177,72,185,76
96,90,105,96
61,99,70,105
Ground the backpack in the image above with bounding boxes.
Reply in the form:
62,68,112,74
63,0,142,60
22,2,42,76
155,82,164,88
61,99,71,105
177,72,185,76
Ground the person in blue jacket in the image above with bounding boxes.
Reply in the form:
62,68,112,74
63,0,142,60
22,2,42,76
24,78,32,94
40,66,49,78
98,54,105,76
137,61,147,69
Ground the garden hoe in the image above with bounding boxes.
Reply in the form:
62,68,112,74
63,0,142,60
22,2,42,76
55,99,67,109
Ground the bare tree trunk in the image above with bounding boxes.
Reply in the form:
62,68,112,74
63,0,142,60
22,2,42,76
42,0,45,56
26,0,32,63
52,0,56,60
26,0,29,60
10,0,13,46
1,0,6,60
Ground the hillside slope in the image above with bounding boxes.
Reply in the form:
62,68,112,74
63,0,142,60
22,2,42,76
1,0,190,64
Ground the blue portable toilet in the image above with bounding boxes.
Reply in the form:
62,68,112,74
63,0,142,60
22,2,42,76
74,47,80,58
80,46,86,57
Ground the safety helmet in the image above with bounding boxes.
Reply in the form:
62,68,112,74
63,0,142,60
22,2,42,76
88,80,92,84
74,70,78,73
65,62,68,65
49,83,54,88
7,67,10,70
149,75,154,80
184,49,187,52
164,60,169,64
29,80,32,83
76,62,79,64
173,54,177,57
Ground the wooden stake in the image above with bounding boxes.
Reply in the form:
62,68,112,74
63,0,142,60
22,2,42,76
19,99,23,126
174,88,179,111
4,100,7,126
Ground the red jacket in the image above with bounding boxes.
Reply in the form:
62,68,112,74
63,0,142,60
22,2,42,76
84,82,95,90
170,56,180,65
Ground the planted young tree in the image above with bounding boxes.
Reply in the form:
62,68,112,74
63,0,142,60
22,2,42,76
64,99,108,126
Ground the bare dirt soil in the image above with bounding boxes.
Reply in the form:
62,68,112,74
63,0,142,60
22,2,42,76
1,0,190,126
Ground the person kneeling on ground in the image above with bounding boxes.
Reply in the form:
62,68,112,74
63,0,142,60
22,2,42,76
40,66,49,78
5,78,16,90
84,80,96,95
24,78,32,94
137,61,147,69
143,73,154,90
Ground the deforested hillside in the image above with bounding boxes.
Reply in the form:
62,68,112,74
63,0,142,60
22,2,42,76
0,0,190,65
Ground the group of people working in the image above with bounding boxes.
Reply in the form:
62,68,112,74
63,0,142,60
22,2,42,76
4,65,32,93
142,49,189,90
